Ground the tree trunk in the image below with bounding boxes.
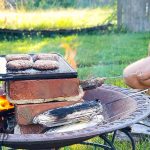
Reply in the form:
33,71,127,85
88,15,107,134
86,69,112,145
120,0,150,32
117,0,123,30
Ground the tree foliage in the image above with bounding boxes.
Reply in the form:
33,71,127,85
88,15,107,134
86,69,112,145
16,0,76,9
4,0,116,10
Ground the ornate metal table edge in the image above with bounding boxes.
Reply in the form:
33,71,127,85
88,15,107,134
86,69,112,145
79,84,150,150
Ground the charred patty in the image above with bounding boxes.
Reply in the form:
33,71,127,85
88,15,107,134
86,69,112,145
33,54,59,61
7,60,33,70
6,54,31,62
33,60,59,70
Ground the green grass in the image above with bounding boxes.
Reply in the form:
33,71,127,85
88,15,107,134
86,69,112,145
0,8,113,30
60,135,150,150
0,32,150,149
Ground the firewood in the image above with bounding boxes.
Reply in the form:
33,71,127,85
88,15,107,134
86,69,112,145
80,77,106,90
45,114,104,134
33,100,103,128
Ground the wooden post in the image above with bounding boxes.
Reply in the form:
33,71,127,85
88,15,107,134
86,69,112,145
117,0,123,30
121,0,150,32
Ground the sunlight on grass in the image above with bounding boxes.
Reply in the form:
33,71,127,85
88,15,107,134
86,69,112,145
0,35,79,55
0,38,49,54
0,8,113,30
17,40,48,52
0,33,149,64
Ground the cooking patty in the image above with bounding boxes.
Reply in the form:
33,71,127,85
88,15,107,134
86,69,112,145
33,60,59,70
7,60,33,70
6,54,31,62
33,54,59,61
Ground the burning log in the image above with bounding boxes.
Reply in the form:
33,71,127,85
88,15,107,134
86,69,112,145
33,100,104,128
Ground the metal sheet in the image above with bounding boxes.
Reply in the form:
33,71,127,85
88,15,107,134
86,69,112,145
0,53,77,81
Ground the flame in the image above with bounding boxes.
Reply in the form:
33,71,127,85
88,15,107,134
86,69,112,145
61,43,77,69
0,95,14,111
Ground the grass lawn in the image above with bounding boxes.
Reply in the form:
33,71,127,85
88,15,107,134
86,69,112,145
64,136,150,150
0,8,113,30
0,32,150,149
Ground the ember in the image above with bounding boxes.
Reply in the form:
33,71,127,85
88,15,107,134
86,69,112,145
0,95,14,111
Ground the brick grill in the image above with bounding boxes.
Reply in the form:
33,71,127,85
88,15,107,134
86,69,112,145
0,53,83,134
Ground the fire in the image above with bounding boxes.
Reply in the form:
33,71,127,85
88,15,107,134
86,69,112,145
61,43,77,69
0,95,14,111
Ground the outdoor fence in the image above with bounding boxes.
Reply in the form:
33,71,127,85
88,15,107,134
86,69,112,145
117,0,150,32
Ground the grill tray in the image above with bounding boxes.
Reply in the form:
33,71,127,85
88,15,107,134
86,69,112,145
0,54,77,81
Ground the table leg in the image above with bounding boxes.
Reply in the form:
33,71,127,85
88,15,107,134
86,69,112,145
120,128,135,150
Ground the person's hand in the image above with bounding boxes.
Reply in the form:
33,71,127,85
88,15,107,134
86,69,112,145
123,57,150,89
137,72,150,87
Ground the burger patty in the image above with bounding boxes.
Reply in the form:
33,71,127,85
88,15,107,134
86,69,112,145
7,60,33,70
33,54,59,61
6,54,31,62
33,60,59,70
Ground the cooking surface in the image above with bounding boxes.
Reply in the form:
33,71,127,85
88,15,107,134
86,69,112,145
0,54,77,81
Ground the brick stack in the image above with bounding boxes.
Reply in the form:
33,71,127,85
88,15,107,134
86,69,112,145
5,53,83,134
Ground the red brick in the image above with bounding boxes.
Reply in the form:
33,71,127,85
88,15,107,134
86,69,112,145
7,78,79,102
19,124,44,134
16,101,81,125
